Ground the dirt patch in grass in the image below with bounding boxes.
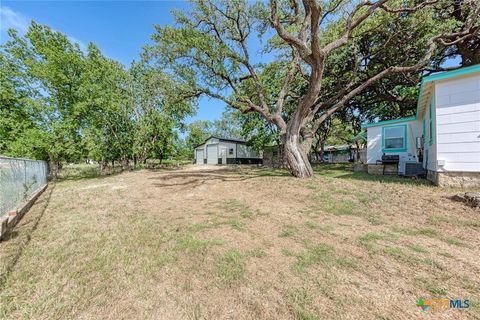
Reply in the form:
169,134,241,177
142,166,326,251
1,164,479,319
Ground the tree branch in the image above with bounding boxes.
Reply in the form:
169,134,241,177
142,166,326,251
275,51,299,118
379,0,438,13
270,0,313,62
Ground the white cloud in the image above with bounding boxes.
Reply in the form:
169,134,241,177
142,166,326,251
0,6,87,51
0,5,30,33
67,35,88,52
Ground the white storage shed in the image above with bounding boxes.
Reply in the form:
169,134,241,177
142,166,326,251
194,136,262,165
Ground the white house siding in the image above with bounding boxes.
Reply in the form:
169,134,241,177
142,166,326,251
434,73,480,172
366,126,381,164
366,120,422,164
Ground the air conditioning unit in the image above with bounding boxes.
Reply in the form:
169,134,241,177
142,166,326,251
399,160,426,177
398,161,425,177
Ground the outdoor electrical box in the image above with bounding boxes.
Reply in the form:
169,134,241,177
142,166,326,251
416,137,424,149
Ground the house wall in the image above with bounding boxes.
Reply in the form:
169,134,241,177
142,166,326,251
366,120,422,164
434,73,480,172
323,150,352,163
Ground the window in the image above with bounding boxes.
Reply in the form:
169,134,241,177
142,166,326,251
382,125,406,152
229,148,234,155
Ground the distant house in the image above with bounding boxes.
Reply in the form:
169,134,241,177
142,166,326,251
321,145,356,163
194,136,262,165
363,64,480,187
265,143,365,166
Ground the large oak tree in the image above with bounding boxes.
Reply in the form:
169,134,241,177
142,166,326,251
147,0,479,177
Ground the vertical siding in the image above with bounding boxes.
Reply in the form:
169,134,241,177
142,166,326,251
195,144,206,159
237,144,260,158
220,142,237,158
435,74,480,172
196,140,261,163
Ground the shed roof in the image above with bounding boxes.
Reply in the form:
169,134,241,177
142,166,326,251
194,136,246,149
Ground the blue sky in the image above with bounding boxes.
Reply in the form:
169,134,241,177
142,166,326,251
0,1,462,126
0,1,227,123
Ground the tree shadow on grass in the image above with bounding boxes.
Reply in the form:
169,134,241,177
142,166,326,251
0,184,55,289
57,166,137,182
247,167,291,177
57,165,104,181
148,167,289,189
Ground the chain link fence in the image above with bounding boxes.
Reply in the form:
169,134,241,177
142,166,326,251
0,156,49,216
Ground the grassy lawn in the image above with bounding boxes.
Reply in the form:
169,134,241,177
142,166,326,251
1,164,479,319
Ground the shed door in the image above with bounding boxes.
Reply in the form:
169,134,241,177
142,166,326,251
195,149,204,164
206,145,218,164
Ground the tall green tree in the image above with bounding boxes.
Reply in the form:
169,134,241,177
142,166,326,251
1,21,194,176
130,61,194,164
1,23,87,175
81,44,134,172
0,46,41,157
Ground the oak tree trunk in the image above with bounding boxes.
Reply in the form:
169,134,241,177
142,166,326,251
284,133,314,178
49,161,62,180
100,160,109,175
121,158,129,170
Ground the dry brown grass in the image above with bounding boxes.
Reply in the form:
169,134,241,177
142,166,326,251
1,164,479,320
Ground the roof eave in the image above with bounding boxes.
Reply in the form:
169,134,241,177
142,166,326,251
361,116,416,129
362,64,480,129
193,135,246,149
415,63,480,119
421,63,480,83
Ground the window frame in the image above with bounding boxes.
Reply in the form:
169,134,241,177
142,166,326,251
382,124,407,153
228,148,234,155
